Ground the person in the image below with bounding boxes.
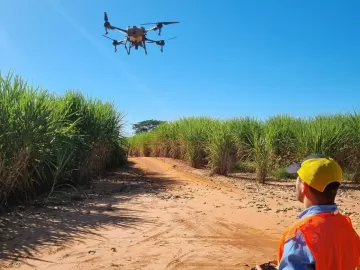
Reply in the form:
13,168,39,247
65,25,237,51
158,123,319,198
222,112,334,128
254,154,360,270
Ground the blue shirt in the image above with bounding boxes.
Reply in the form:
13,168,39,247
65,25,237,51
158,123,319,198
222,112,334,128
278,204,339,270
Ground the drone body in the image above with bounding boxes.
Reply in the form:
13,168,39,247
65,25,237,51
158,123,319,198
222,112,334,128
126,26,146,44
102,12,179,55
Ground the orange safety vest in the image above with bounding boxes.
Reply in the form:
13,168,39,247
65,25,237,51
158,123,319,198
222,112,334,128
278,211,360,269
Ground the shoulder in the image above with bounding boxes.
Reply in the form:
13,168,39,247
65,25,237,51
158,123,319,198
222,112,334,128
282,230,313,258
278,230,315,270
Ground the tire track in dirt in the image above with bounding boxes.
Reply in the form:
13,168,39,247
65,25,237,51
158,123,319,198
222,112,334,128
113,157,280,269
132,157,238,193
123,157,279,269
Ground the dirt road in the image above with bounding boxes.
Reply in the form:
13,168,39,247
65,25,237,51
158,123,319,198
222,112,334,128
1,157,360,270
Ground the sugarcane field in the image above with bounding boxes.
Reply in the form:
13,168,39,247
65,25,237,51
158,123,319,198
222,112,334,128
1,1,360,269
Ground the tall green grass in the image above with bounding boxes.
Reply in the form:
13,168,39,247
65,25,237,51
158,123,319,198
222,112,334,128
0,72,127,207
128,114,360,182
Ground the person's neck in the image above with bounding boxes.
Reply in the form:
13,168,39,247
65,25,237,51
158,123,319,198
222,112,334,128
304,198,335,209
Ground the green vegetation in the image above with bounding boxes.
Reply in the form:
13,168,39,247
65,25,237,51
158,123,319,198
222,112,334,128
0,72,127,208
128,114,360,182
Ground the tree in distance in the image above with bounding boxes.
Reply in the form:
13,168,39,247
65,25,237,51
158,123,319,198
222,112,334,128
132,119,166,134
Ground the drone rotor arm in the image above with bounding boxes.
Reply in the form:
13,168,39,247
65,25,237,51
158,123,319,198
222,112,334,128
103,19,127,34
145,26,159,33
145,38,157,43
112,26,128,34
146,38,165,52
104,24,127,34
147,36,177,52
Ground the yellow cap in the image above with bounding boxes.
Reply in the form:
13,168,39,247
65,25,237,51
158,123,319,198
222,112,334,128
286,154,342,192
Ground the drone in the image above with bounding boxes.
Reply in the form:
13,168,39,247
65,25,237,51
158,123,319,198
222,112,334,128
102,12,179,55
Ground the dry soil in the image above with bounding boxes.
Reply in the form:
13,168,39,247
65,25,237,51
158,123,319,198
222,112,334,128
1,157,360,270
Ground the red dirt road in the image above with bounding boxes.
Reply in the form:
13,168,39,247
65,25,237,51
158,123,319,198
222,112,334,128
1,157,360,269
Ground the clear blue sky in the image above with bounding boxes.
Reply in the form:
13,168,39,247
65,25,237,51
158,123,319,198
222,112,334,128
1,0,359,135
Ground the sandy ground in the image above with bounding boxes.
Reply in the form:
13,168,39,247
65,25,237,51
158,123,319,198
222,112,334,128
1,157,360,270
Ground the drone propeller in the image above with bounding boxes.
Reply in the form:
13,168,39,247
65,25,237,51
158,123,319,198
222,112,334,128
103,11,128,35
147,36,178,44
104,12,111,34
102,35,115,42
141,21,179,36
141,21,179,26
146,36,178,52
167,36,178,41
102,35,124,52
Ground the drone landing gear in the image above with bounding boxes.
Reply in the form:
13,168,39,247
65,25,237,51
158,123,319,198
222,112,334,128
143,41,148,55
123,40,130,55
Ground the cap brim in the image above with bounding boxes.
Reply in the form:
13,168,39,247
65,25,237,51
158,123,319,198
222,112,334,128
286,163,301,174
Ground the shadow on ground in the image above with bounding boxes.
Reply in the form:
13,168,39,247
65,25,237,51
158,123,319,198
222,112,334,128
228,173,295,186
0,160,178,267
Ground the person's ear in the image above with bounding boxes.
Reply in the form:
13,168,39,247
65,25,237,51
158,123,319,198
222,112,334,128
302,182,310,194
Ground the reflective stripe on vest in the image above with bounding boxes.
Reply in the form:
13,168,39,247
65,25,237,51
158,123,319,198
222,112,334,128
278,212,360,270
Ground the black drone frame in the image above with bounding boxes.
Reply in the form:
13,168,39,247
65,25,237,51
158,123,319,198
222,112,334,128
145,37,177,53
104,12,179,36
102,12,179,55
102,35,177,55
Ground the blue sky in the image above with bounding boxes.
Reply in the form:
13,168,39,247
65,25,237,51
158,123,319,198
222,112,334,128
1,0,359,135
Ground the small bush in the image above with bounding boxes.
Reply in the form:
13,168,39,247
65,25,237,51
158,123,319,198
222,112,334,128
270,166,297,180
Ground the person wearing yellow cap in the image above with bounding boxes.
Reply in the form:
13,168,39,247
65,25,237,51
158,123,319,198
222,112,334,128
253,154,360,270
